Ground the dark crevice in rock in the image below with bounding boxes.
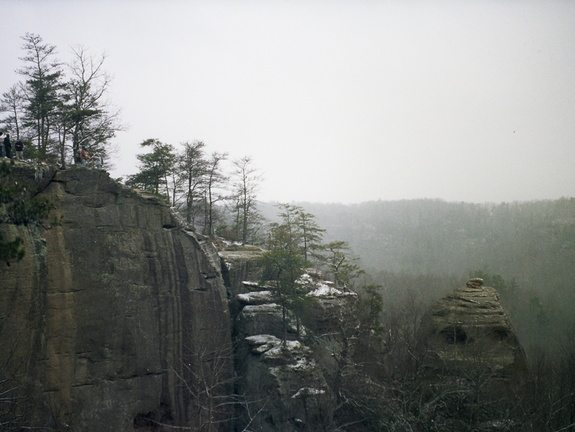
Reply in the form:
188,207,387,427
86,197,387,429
441,326,468,345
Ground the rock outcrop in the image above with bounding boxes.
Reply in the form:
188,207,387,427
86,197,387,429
425,278,527,380
0,166,232,431
1,164,531,431
226,264,350,432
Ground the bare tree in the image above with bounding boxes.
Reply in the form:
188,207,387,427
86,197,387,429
231,156,262,244
172,346,236,431
0,336,38,431
0,85,25,141
202,151,228,237
64,46,122,168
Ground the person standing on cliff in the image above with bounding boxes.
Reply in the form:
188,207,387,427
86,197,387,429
15,139,24,160
3,134,12,159
80,147,90,167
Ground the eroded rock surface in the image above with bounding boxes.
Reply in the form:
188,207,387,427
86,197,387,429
0,167,232,431
226,264,340,432
426,278,527,379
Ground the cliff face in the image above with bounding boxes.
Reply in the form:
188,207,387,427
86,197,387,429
0,167,232,431
225,262,358,432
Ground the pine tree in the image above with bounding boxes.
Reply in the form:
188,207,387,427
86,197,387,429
176,141,208,225
126,139,176,203
17,33,65,158
261,219,306,342
321,240,364,290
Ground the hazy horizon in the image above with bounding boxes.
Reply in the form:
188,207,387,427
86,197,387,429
2,1,574,204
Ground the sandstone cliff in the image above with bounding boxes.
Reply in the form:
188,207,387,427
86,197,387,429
0,166,232,431
1,165,531,431
224,261,360,432
425,278,527,383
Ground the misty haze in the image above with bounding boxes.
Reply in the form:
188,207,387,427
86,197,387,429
1,1,574,431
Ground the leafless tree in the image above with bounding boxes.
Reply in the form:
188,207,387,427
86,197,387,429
202,151,228,237
0,85,25,141
231,156,262,244
64,46,122,168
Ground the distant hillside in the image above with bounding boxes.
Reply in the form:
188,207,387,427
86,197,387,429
278,198,574,287
261,198,575,350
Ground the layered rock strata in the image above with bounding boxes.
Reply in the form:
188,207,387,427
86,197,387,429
426,278,527,379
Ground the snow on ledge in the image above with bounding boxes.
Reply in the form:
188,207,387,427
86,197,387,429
237,290,274,304
296,272,357,298
291,387,326,399
246,335,318,371
245,334,282,354
241,303,282,314
245,334,280,345
306,281,357,298
244,334,302,356
265,340,302,358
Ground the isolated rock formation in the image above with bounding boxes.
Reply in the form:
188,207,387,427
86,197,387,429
0,166,232,431
426,278,527,380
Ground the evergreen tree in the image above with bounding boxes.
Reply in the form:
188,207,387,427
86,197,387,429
260,204,330,341
126,139,176,203
294,207,324,264
176,140,208,225
321,240,364,289
261,218,306,342
274,204,325,264
17,33,65,158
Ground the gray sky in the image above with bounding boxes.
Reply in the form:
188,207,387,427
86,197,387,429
2,0,575,204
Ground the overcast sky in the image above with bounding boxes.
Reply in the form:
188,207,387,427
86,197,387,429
2,0,574,204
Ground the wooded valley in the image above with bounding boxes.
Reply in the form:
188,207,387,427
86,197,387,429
265,198,575,356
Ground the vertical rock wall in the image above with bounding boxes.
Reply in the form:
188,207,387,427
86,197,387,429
0,168,232,431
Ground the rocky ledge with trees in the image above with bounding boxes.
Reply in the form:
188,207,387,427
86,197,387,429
1,162,575,431
1,33,122,168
